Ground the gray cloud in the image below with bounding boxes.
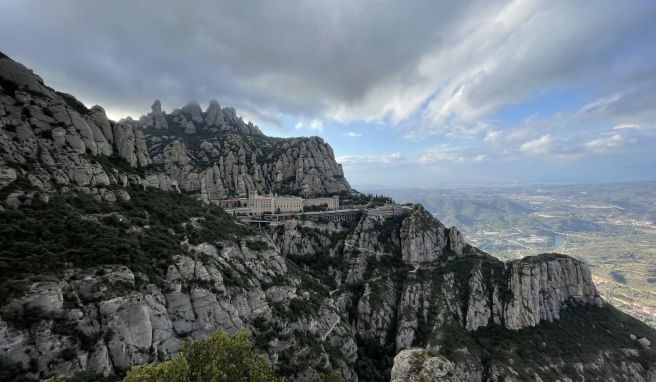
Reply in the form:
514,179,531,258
337,152,405,166
0,0,481,121
1,0,654,150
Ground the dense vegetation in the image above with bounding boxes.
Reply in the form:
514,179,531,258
283,220,358,290
93,153,155,176
0,356,117,382
123,330,281,382
336,191,393,207
0,356,35,382
303,203,328,212
443,304,656,379
0,187,249,303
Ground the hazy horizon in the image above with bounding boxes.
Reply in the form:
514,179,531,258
355,179,656,192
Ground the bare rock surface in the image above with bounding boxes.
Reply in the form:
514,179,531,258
0,53,350,205
391,349,464,382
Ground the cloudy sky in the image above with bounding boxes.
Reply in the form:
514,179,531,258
2,0,655,187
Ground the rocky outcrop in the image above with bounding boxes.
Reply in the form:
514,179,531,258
0,194,653,381
0,53,351,205
113,121,138,166
399,207,447,265
399,206,466,265
391,349,464,382
356,277,399,346
139,99,168,130
274,220,344,257
0,241,357,380
465,265,492,331
86,105,114,145
147,132,350,200
0,53,177,205
279,207,655,381
205,99,224,127
394,348,656,382
130,98,349,199
502,255,604,330
460,254,604,332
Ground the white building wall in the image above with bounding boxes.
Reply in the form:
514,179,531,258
274,196,303,213
303,196,339,210
245,192,338,214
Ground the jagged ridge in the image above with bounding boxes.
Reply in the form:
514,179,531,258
0,51,350,209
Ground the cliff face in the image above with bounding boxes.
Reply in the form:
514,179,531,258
1,200,654,381
1,53,655,382
342,208,604,336
0,240,358,380
275,207,655,381
0,53,350,207
147,129,349,200
502,255,603,330
139,98,350,199
0,55,179,204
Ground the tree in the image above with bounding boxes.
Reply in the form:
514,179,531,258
123,330,282,382
123,356,189,382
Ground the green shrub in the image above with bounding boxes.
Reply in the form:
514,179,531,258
303,204,328,212
0,356,36,382
245,240,269,251
93,154,153,176
123,356,189,382
123,330,282,382
442,304,656,374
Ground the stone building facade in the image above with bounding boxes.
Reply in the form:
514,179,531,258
247,191,304,213
219,192,339,214
303,195,340,210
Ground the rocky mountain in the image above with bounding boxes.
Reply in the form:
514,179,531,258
1,52,655,382
0,51,350,207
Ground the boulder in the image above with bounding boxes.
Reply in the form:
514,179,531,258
391,349,464,382
182,102,204,124
638,337,651,348
113,122,137,166
205,99,224,127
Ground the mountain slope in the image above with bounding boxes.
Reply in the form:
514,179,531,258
0,51,350,207
1,53,655,382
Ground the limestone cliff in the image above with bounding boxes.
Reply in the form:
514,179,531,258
137,97,350,199
0,52,350,208
502,254,604,330
273,206,655,381
0,53,178,205
145,128,349,200
1,200,654,381
0,240,357,380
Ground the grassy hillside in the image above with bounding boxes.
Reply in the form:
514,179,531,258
0,187,249,304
